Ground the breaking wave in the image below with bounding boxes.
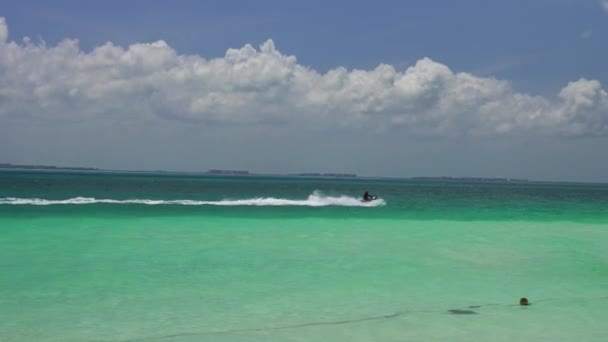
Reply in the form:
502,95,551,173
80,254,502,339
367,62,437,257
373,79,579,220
0,191,385,207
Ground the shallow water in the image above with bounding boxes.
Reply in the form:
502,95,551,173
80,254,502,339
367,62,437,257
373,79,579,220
1,171,607,341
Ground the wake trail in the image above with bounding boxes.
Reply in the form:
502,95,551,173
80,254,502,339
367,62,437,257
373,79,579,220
0,191,385,207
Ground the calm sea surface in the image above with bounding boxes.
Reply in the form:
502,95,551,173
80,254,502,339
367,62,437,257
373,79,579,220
1,170,607,341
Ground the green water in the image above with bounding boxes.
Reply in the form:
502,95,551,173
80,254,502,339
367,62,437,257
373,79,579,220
1,171,607,341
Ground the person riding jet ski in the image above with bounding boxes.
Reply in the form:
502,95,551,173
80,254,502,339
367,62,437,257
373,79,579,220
362,191,377,202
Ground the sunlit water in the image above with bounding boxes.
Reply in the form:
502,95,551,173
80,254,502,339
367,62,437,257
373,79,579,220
1,171,607,341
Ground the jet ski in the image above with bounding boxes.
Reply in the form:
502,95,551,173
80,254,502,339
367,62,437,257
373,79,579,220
362,192,378,202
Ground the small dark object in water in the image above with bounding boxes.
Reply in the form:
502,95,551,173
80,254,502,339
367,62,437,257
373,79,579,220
520,297,530,306
448,309,477,315
468,305,481,308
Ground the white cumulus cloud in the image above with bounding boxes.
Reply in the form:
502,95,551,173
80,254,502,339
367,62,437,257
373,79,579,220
0,17,7,43
0,17,607,136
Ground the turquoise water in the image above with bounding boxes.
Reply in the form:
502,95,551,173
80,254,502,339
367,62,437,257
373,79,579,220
1,170,607,341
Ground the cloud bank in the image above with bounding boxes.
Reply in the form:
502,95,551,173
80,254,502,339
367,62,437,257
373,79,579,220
0,17,607,136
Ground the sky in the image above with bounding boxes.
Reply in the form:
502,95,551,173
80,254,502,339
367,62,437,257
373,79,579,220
1,0,608,182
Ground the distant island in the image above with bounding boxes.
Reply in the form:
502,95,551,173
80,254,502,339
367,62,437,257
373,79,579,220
291,173,357,178
0,163,98,171
205,170,358,178
411,176,528,183
206,169,249,175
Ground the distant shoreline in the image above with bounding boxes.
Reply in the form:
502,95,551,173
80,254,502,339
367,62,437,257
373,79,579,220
3,162,601,185
411,176,528,183
0,163,99,171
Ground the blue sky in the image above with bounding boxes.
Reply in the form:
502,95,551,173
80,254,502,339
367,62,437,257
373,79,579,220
5,0,607,93
1,1,608,181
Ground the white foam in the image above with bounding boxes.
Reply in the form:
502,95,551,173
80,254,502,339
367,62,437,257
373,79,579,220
0,191,385,207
